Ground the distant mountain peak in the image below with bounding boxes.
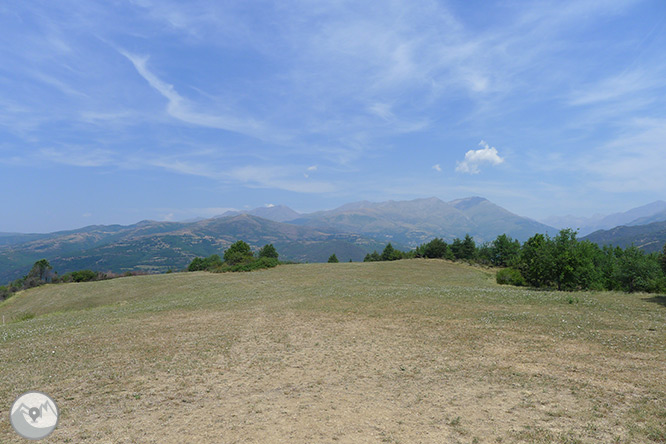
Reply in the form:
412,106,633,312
449,196,489,210
214,204,300,223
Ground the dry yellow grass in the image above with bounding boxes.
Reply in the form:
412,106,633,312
1,260,664,443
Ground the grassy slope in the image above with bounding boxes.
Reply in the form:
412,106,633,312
0,260,664,443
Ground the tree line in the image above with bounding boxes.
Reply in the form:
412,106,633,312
361,229,666,293
187,241,280,272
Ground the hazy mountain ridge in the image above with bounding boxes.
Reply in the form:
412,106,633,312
0,214,385,282
289,196,554,246
8,195,666,283
218,205,301,222
582,220,666,253
542,200,666,235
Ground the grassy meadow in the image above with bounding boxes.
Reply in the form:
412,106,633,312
0,260,665,443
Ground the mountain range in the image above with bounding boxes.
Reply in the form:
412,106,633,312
2,196,666,283
582,220,666,253
0,196,554,282
542,200,666,236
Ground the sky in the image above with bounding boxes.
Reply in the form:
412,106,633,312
1,0,665,233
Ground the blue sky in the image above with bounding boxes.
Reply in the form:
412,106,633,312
1,0,665,232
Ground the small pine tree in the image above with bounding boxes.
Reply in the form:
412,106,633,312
328,254,339,263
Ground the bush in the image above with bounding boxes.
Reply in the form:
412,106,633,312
229,257,279,272
328,254,339,263
70,270,98,282
188,254,224,271
0,285,11,300
224,241,254,265
364,251,381,262
258,244,279,260
496,268,525,286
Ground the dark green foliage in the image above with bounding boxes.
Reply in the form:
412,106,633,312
422,238,451,259
328,254,339,263
450,234,476,260
0,285,10,300
380,243,402,261
63,270,98,283
496,268,525,286
258,244,279,260
614,246,663,293
364,251,381,262
489,234,521,267
661,243,666,274
519,233,554,287
188,241,281,273
227,257,279,272
187,254,223,271
22,259,54,289
514,229,666,293
224,241,254,265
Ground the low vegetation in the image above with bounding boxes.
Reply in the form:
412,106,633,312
365,229,666,293
0,260,663,443
187,241,281,273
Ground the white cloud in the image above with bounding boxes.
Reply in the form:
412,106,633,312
432,164,442,172
265,203,275,208
455,140,505,174
307,165,318,171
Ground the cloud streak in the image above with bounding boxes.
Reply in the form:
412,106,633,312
119,49,271,140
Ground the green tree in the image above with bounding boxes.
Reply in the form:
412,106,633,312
461,234,477,260
551,228,581,291
423,238,449,259
364,251,381,262
615,246,662,292
519,233,555,287
328,254,339,263
258,244,279,260
490,234,521,267
23,259,54,289
381,243,402,261
188,257,207,271
224,241,254,265
660,243,666,275
451,235,477,260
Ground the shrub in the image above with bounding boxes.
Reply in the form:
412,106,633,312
364,251,381,262
70,270,98,282
224,241,254,265
0,285,11,300
258,244,279,260
230,257,279,272
496,268,525,286
328,254,339,263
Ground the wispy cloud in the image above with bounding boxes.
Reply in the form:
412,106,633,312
119,49,274,140
569,68,663,106
456,141,505,174
432,164,442,172
579,118,666,192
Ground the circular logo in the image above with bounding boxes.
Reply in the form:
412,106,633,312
10,391,59,440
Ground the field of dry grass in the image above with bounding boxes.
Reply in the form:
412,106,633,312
1,260,665,443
